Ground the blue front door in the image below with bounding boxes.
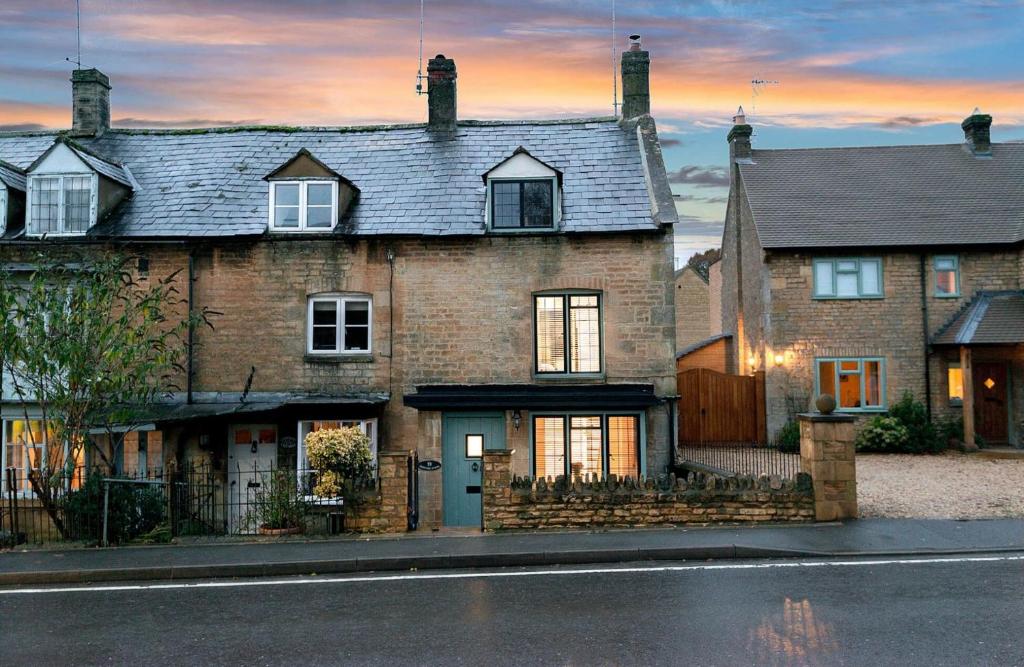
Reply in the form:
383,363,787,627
442,413,505,527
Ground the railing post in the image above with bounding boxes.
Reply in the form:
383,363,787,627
101,480,110,547
166,464,178,538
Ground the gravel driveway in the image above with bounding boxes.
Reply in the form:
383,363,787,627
857,452,1024,519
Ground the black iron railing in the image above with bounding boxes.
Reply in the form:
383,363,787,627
675,442,802,480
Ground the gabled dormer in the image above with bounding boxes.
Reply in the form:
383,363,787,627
0,160,27,237
482,147,562,232
24,137,133,238
264,149,358,233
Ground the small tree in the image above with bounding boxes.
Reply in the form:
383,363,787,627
304,427,374,498
0,251,213,536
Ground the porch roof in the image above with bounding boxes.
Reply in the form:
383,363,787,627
135,392,390,424
932,291,1024,346
403,383,661,410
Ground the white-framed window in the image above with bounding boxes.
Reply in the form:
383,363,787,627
307,295,372,355
0,419,84,496
297,418,379,476
814,357,886,411
812,258,882,299
535,293,602,375
27,174,97,236
268,180,337,231
533,413,641,480
934,255,960,297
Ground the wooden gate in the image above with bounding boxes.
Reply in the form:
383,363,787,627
677,368,767,445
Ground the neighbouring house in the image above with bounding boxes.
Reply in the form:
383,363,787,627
0,38,679,533
720,106,1024,448
674,265,711,350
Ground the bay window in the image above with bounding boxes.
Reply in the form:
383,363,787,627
815,357,886,411
533,414,641,480
535,293,601,375
1,419,83,495
307,295,372,355
297,419,379,480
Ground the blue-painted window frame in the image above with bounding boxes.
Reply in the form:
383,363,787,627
812,258,884,299
813,356,888,412
933,255,960,298
529,412,646,480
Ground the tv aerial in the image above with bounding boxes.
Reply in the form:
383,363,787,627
750,77,779,116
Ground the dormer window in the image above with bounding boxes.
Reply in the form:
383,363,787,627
28,174,96,236
269,181,337,231
484,146,562,232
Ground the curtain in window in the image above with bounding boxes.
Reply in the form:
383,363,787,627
535,297,565,372
608,416,639,479
533,416,565,479
569,416,603,479
864,361,882,406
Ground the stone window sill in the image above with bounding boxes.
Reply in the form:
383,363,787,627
304,353,374,364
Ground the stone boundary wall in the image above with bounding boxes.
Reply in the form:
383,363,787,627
483,451,813,530
344,451,410,533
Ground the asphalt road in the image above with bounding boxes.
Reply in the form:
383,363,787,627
2,554,1023,666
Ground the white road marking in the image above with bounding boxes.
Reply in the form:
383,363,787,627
3,554,1022,596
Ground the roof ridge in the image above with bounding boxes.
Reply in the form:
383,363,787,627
752,143,971,153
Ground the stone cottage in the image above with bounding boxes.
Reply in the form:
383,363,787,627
719,107,1024,447
0,38,679,532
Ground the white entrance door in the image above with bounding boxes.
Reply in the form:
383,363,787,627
227,424,278,534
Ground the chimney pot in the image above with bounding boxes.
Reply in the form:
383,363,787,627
961,108,992,156
727,106,753,161
427,54,457,133
620,36,650,119
71,68,111,137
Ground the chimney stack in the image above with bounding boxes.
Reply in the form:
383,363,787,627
427,54,457,132
71,68,111,137
620,34,650,119
727,106,753,162
962,108,992,156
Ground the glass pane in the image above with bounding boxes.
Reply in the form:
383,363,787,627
569,297,600,373
307,183,333,206
492,182,521,228
836,272,859,297
948,365,964,404
274,183,299,206
31,178,60,235
840,360,859,372
936,270,957,295
608,416,638,479
864,361,882,406
344,326,369,351
63,176,91,233
274,205,299,228
569,416,603,480
935,257,956,270
523,181,553,227
818,361,836,398
306,206,333,228
345,300,369,326
837,260,858,272
534,416,565,479
814,262,834,296
838,368,863,408
535,296,565,372
312,326,336,351
860,261,881,295
466,435,483,458
312,301,337,326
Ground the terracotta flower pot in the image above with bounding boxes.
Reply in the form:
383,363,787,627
258,525,303,537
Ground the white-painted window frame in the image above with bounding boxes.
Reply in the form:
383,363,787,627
306,295,373,355
296,418,380,492
268,180,338,232
26,173,98,237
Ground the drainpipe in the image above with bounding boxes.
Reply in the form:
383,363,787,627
919,254,932,420
187,250,195,405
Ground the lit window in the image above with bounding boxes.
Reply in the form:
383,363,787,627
947,363,964,406
813,258,882,299
465,435,484,458
815,358,886,411
27,175,94,236
535,293,601,375
533,414,640,480
491,179,554,229
307,296,371,354
270,181,337,231
1,419,83,496
934,256,960,297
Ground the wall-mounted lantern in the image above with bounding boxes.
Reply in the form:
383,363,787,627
512,410,522,431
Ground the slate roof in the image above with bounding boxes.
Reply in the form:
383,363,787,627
739,143,1024,249
932,291,1024,346
0,118,673,239
0,160,26,191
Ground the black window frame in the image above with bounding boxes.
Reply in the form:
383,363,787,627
533,292,603,376
490,179,555,230
531,413,641,480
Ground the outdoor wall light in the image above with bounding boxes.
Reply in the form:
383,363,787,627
512,410,522,431
747,354,757,369
773,352,786,366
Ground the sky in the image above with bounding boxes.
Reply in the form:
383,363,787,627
2,1,1023,265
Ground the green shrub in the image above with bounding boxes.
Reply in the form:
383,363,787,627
62,472,165,544
305,426,374,497
888,391,943,453
936,415,964,446
855,416,911,452
247,470,309,531
774,421,801,454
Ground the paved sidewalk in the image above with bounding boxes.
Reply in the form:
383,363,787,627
2,518,1023,585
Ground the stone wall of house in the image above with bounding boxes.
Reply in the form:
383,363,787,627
342,450,410,533
674,267,710,351
481,451,814,530
708,260,723,335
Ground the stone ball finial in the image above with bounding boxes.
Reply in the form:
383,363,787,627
815,393,837,415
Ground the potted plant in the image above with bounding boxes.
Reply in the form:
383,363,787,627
304,426,374,501
250,470,310,536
